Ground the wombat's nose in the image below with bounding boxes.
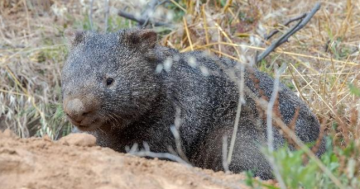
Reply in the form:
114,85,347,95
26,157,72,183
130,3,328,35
63,98,94,124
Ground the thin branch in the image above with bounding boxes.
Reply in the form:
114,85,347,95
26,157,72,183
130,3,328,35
212,24,247,167
264,13,307,40
104,0,110,32
227,63,245,165
267,63,287,152
170,107,190,163
142,0,170,27
138,0,158,28
265,63,287,189
256,2,321,63
170,126,190,162
118,10,172,27
89,0,95,31
222,135,230,173
129,143,192,166
118,0,172,28
139,0,162,28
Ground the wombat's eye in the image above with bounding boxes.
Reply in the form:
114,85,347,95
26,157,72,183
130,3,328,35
106,78,114,86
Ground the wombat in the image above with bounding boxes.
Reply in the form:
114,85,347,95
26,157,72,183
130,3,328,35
61,29,325,179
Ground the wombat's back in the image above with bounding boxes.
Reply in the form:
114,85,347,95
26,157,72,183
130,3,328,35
165,50,324,179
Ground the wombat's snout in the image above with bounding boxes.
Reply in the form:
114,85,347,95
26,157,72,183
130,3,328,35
63,97,100,130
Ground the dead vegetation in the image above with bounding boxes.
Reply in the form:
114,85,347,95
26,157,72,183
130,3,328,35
0,0,359,188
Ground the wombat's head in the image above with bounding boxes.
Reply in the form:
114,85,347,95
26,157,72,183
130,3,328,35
61,29,161,131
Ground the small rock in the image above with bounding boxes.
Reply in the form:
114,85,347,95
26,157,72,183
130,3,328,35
42,135,52,142
59,133,96,147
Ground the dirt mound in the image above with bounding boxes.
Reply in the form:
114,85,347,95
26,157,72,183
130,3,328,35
0,130,275,189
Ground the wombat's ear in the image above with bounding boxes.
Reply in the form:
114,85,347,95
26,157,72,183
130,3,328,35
64,29,87,47
72,31,87,46
124,29,157,49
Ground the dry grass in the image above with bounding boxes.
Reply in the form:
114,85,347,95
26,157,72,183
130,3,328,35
0,0,359,186
0,0,136,138
164,0,360,150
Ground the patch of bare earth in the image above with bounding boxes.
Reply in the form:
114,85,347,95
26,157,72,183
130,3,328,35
0,130,276,189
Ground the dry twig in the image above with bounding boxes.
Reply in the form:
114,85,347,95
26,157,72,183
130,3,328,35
265,63,287,189
117,0,172,28
256,2,321,63
89,0,95,31
104,0,110,32
264,13,307,40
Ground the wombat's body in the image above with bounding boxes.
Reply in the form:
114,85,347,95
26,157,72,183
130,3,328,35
61,29,324,179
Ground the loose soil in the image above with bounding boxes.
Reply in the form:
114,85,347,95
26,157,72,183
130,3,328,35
0,130,276,189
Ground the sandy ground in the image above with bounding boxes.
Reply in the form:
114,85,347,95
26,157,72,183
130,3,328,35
0,130,277,189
